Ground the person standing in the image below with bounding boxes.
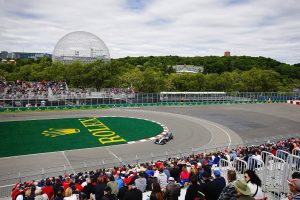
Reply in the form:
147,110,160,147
135,172,147,192
164,177,181,200
155,168,168,189
95,176,107,200
107,176,118,196
199,171,218,200
185,176,203,200
123,183,142,200
101,186,118,200
150,182,164,200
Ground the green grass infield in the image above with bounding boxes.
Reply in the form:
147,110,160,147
0,117,163,157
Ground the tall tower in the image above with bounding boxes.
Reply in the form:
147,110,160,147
224,51,231,57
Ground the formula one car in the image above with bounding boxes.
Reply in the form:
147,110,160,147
154,132,173,145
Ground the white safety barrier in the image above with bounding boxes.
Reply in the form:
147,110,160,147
284,154,300,193
276,149,290,161
0,184,13,199
261,151,273,163
263,154,286,199
219,158,233,169
292,148,300,156
232,158,248,180
247,156,265,171
219,158,234,179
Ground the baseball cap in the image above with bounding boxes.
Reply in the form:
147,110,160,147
124,178,131,185
213,168,221,176
168,177,175,181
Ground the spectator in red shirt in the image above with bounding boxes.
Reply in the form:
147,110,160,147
42,179,54,199
180,166,190,187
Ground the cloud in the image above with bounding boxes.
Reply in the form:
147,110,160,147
0,0,299,64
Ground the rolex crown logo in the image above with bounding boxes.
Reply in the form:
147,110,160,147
42,128,80,137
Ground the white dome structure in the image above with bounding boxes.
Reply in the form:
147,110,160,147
53,31,110,64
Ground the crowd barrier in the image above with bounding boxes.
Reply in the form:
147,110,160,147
220,150,300,200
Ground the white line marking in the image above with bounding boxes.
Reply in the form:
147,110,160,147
61,151,75,174
105,147,125,165
203,121,232,147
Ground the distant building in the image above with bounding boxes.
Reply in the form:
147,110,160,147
52,31,110,64
224,51,231,57
8,59,16,65
1,59,7,63
0,51,8,59
0,51,52,60
1,59,16,65
10,52,52,60
172,64,204,74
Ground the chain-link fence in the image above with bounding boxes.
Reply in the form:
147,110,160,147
0,92,299,109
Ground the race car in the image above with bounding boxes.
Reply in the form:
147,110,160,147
154,132,173,145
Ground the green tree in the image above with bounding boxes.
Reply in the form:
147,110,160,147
118,68,143,92
141,68,166,92
241,68,280,92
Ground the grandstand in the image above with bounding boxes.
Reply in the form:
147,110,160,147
0,80,136,108
1,136,299,200
1,82,300,109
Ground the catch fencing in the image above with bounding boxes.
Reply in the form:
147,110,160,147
0,92,300,111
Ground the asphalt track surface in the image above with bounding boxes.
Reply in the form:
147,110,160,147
0,103,299,185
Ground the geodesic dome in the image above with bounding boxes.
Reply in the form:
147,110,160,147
52,31,110,64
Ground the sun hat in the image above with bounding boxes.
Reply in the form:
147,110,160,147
234,180,251,196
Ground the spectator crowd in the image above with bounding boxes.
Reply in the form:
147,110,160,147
10,138,300,200
0,79,135,101
0,80,67,99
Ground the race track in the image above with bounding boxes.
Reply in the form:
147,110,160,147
0,103,299,185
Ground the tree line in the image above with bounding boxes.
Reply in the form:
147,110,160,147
0,55,299,92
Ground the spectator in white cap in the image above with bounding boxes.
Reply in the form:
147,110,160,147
164,177,181,200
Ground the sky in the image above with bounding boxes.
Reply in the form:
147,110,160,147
0,0,299,64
